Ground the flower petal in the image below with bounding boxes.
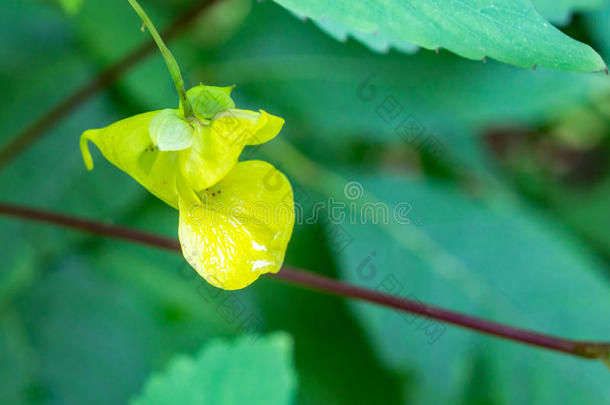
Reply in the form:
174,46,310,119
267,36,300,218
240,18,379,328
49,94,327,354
178,160,295,290
211,109,284,146
80,111,181,208
178,108,285,191
148,109,194,151
248,110,285,145
178,123,247,192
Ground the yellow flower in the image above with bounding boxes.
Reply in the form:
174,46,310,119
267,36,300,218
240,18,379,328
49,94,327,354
178,161,294,290
80,85,294,289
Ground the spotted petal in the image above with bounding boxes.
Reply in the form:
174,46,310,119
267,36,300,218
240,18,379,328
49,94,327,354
178,160,294,290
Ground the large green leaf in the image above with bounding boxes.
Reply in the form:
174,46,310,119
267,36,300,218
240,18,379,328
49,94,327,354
322,173,610,404
130,333,297,405
271,0,606,71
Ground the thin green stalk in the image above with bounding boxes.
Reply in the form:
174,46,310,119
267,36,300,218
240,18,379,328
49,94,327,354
127,0,193,118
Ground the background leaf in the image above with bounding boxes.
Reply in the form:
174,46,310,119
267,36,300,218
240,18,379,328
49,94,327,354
322,174,610,404
130,332,297,405
57,0,84,15
585,2,610,60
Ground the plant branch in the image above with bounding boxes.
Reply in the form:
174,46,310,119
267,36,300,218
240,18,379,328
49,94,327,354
1,201,608,365
0,0,218,169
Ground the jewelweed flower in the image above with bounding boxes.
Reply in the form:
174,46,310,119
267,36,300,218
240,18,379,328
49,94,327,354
80,85,295,289
80,85,284,208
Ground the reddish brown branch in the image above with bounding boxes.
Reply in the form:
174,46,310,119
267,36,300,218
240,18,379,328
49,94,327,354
1,200,608,363
0,202,180,251
268,270,610,360
0,0,218,169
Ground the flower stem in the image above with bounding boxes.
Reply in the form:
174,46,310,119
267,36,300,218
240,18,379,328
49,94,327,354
1,200,609,366
127,0,193,118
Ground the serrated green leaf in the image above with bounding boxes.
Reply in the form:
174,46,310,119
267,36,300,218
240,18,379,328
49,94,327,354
130,333,297,405
300,0,610,53
271,0,606,71
299,12,418,54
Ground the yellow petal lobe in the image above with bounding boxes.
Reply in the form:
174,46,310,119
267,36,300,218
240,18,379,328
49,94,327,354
178,161,295,290
79,111,181,208
211,109,284,146
178,123,247,192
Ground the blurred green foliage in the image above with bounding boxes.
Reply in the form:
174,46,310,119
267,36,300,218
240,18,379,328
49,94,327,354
130,333,297,405
1,0,609,404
